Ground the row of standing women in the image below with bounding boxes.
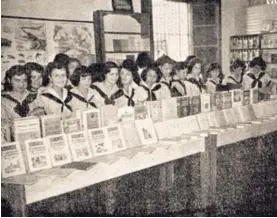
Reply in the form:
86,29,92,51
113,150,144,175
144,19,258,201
2,52,277,126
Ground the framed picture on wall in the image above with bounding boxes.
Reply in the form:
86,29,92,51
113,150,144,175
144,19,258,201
112,0,133,12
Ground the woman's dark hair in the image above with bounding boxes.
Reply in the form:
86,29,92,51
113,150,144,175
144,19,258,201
187,57,203,75
87,63,105,83
2,65,27,91
45,62,68,85
141,65,161,83
24,62,49,89
68,58,81,68
205,62,222,78
230,59,246,72
136,52,153,68
102,61,119,80
155,55,175,67
249,56,266,71
53,53,70,67
185,55,197,63
118,59,140,87
70,66,91,86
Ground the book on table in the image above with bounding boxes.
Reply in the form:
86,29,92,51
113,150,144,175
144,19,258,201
88,128,111,156
135,118,158,145
47,134,72,167
189,95,201,115
82,109,101,130
1,141,26,178
176,96,190,118
40,114,63,137
161,98,178,121
117,106,135,122
106,125,127,153
62,117,82,134
67,131,93,161
25,138,52,172
200,94,211,113
100,105,118,127
146,100,162,123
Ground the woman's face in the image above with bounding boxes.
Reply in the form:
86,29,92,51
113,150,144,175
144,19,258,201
105,68,119,85
210,69,219,80
78,75,92,89
233,67,242,77
50,68,67,88
177,69,188,80
146,69,157,86
251,65,262,74
120,68,133,85
11,74,28,93
30,70,42,90
68,61,80,76
192,63,202,77
159,63,173,77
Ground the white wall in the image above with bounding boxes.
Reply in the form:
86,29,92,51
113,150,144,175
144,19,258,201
221,0,249,75
1,0,141,20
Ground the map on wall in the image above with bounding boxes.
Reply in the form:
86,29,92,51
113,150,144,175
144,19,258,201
1,17,96,83
51,22,96,66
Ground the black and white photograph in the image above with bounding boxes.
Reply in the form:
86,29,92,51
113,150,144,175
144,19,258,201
1,0,277,216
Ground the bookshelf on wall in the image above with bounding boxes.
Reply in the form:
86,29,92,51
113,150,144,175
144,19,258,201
261,32,277,78
93,10,153,65
230,32,277,78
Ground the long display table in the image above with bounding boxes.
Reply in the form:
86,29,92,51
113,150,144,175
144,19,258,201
2,100,277,216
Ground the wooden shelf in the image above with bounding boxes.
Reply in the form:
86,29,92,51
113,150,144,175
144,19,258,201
261,47,277,50
105,51,149,53
230,48,259,50
104,31,141,35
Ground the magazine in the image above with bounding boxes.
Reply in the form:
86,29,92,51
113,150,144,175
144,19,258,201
146,100,162,123
67,131,93,161
47,134,72,167
1,142,26,178
82,109,101,130
25,138,52,172
135,118,158,145
62,118,82,134
117,106,135,122
88,128,111,156
40,114,63,137
106,125,127,152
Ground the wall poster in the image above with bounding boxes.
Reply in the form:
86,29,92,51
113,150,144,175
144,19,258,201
1,16,96,82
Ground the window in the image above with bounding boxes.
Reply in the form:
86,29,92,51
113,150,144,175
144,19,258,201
152,0,191,61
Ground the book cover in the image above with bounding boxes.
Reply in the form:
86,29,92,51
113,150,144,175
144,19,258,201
134,103,148,120
271,54,277,64
251,89,259,104
100,105,118,127
117,106,135,122
47,134,72,167
190,95,201,115
1,142,26,178
135,118,158,145
242,90,251,106
88,128,111,156
120,122,141,148
196,113,210,131
200,94,211,113
67,131,92,161
40,114,62,137
62,118,82,134
146,100,162,123
14,116,41,144
222,91,232,109
106,125,127,152
176,96,190,118
231,89,242,107
161,98,178,121
25,138,52,172
82,109,101,130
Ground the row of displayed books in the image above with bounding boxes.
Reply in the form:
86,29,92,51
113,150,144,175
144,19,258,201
2,91,276,179
230,35,259,50
261,33,277,49
1,117,160,178
262,51,277,63
3,89,269,145
230,49,260,62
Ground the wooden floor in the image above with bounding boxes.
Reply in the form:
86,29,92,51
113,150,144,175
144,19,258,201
2,131,277,216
